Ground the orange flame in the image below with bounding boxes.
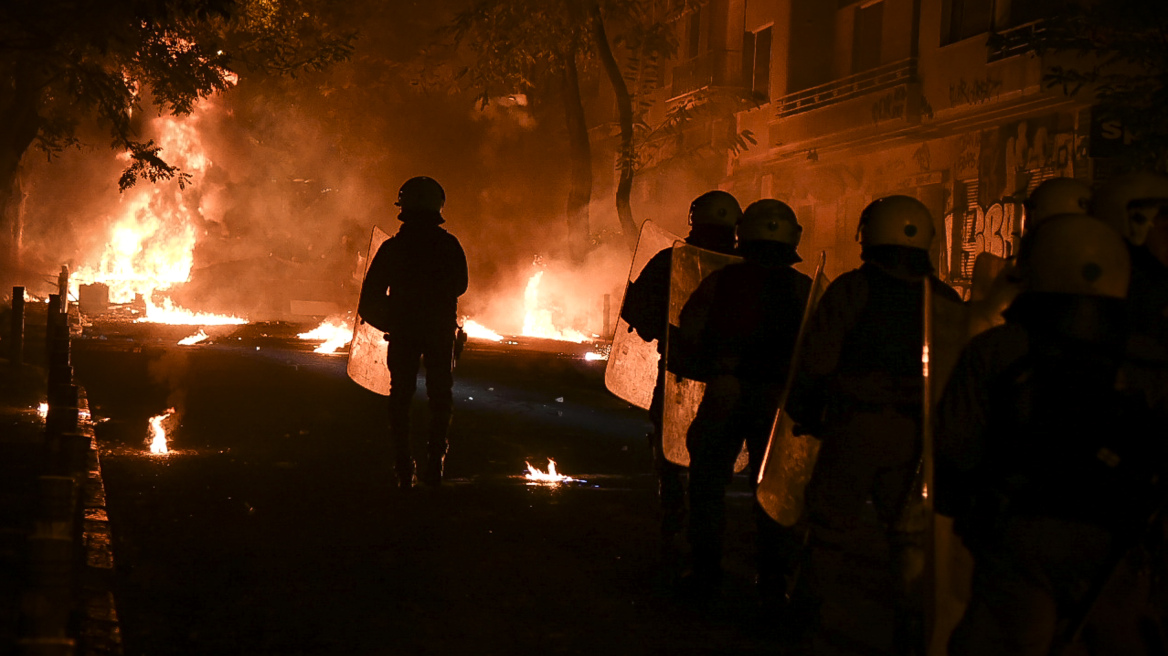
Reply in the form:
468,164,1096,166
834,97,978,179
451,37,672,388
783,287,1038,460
71,103,246,326
524,458,578,484
463,319,503,342
298,319,353,353
521,271,589,343
178,329,209,346
149,408,175,455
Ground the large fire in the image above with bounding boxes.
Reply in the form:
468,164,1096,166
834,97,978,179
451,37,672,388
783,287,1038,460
520,271,590,343
298,319,353,353
70,104,246,326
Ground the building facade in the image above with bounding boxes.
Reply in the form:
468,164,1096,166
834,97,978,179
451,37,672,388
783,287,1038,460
610,0,1096,291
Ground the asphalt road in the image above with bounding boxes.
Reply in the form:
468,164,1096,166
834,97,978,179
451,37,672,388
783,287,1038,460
71,327,788,656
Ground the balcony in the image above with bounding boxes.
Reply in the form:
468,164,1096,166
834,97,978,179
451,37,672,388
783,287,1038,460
669,50,742,102
774,58,918,119
987,20,1046,63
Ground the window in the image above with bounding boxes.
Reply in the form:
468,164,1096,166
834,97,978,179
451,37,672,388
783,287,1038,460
686,7,702,60
742,26,772,101
944,0,993,45
851,2,883,73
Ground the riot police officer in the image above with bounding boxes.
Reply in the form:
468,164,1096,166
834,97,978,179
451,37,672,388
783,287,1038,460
359,176,468,490
937,213,1168,655
620,190,741,540
1095,170,1168,347
681,199,811,600
786,195,960,653
969,177,1094,336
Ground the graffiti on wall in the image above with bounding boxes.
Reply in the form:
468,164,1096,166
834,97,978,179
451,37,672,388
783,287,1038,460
949,76,1003,107
871,87,908,123
944,199,1020,284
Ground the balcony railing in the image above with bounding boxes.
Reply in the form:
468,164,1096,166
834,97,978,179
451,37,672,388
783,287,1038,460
669,50,743,101
774,58,917,119
987,20,1046,63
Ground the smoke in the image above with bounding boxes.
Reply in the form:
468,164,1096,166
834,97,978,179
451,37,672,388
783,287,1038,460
10,3,731,333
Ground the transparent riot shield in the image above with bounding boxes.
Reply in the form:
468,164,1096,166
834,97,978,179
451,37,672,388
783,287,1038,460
922,280,977,656
605,221,681,409
660,243,747,470
755,252,828,525
968,251,1019,337
347,227,392,395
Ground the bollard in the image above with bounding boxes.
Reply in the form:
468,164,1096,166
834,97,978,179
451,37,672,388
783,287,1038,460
46,386,79,437
57,266,68,303
11,285,25,366
34,476,77,540
55,433,91,478
19,534,77,650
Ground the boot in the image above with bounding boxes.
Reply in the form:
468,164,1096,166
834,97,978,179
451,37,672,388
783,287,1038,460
422,408,451,486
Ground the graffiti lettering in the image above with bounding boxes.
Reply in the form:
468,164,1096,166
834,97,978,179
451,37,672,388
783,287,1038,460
871,87,907,123
949,76,1003,106
947,201,1019,281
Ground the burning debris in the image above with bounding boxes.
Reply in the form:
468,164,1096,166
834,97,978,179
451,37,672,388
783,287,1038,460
148,408,176,455
297,318,353,353
65,106,251,327
524,458,580,485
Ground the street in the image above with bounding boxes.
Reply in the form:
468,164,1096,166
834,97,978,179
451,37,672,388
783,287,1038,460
71,326,786,655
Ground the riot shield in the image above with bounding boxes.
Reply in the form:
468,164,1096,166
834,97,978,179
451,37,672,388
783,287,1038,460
660,243,747,470
605,221,681,409
347,227,392,395
756,252,828,525
968,252,1019,337
922,281,977,656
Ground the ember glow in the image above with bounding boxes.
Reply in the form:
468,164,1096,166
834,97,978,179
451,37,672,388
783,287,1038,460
463,319,503,342
521,271,589,343
148,408,176,455
298,319,353,353
525,458,579,484
37,402,48,419
70,104,247,326
178,329,209,346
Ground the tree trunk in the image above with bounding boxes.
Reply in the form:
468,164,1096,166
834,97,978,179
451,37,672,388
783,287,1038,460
562,46,593,262
589,4,638,253
0,72,42,280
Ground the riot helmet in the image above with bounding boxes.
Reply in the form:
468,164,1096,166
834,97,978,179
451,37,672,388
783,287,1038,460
1017,213,1130,298
396,176,446,213
856,195,935,250
739,199,802,247
1093,170,1168,246
688,190,743,229
1024,177,1092,229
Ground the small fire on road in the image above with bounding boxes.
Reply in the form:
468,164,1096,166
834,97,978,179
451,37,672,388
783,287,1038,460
148,409,176,455
178,329,209,346
525,459,580,485
298,319,353,353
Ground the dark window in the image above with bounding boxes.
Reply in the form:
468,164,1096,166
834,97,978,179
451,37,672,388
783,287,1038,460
851,2,883,73
1006,0,1058,26
686,8,702,59
742,27,773,101
944,0,993,45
